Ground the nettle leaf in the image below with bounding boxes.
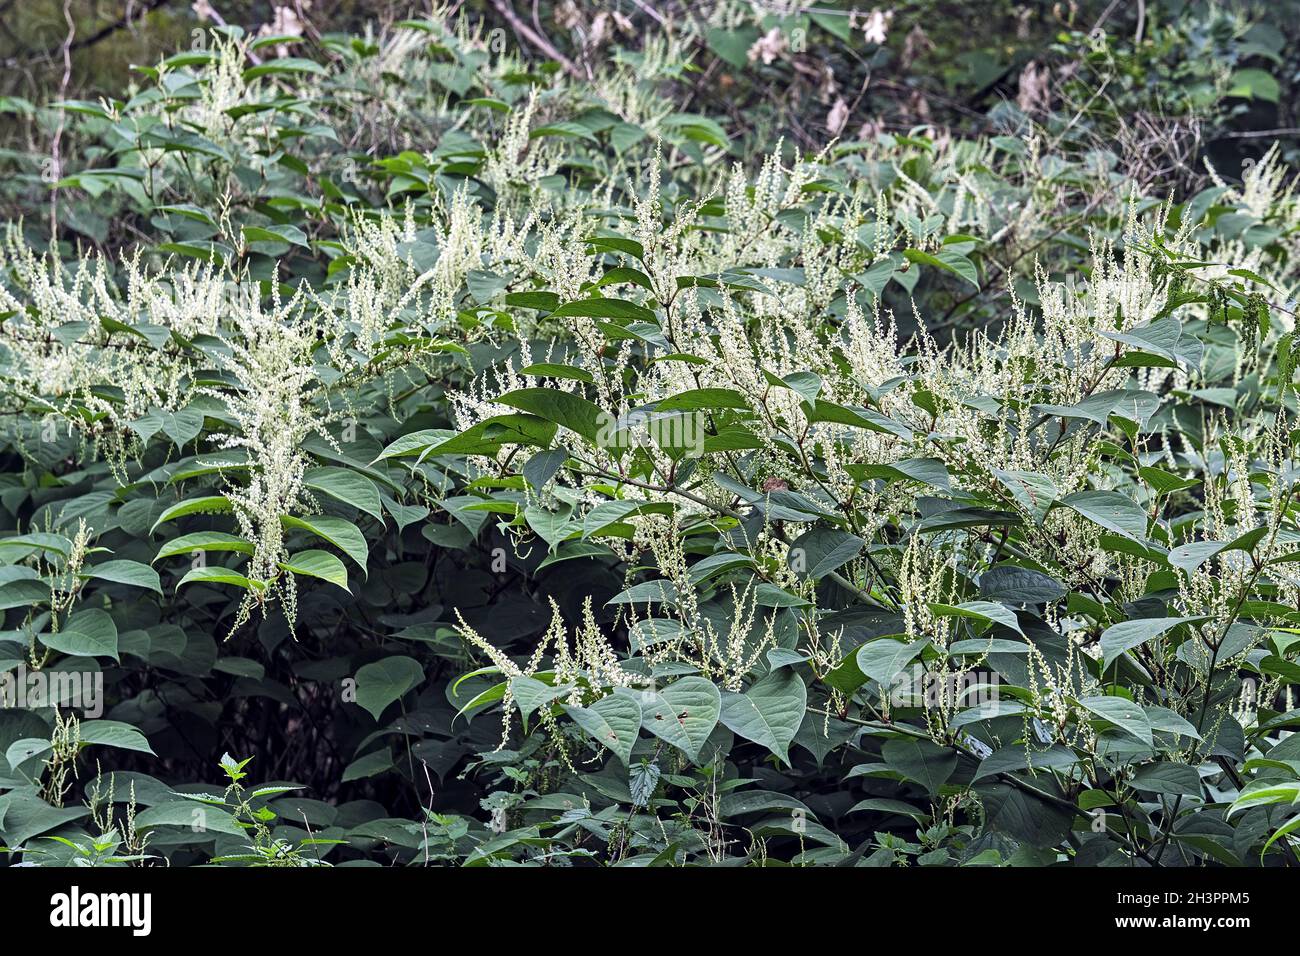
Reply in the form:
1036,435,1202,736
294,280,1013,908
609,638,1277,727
565,688,642,766
719,670,807,763
639,677,721,761
629,761,661,808
354,656,426,721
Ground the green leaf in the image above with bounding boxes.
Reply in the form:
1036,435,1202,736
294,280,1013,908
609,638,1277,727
177,566,261,590
243,57,327,80
39,608,119,662
281,515,368,573
881,737,957,794
719,670,807,764
0,792,89,846
495,388,606,444
354,656,425,721
79,720,155,755
6,738,50,768
150,496,233,533
1168,540,1226,574
280,549,350,591
153,531,255,562
1228,781,1300,817
135,801,245,836
979,566,1066,604
1078,695,1153,745
931,601,1025,637
1100,616,1203,669
856,637,929,689
509,675,570,719
1228,68,1280,103
83,559,162,593
565,688,642,766
1131,762,1201,797
549,298,656,323
1061,490,1148,540
656,388,752,412
639,677,721,762
903,247,979,289
303,467,383,521
342,749,395,782
789,526,865,579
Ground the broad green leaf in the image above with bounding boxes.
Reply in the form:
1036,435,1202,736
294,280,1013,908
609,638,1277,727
1078,695,1153,745
495,388,606,444
1100,616,1203,669
303,468,383,521
177,566,262,590
881,737,957,794
135,801,244,836
354,656,425,721
931,600,1025,637
565,688,642,766
82,559,161,593
789,526,865,580
719,670,807,763
856,637,929,689
281,515,368,573
39,608,118,662
79,720,155,755
150,496,233,533
153,532,255,562
280,549,350,591
639,677,721,761
1061,490,1149,540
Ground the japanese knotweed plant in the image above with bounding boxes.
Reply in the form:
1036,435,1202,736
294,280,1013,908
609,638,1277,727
388,144,1300,866
6,8,1300,869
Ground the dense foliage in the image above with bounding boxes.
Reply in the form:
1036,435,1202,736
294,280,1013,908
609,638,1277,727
3,1,1300,868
